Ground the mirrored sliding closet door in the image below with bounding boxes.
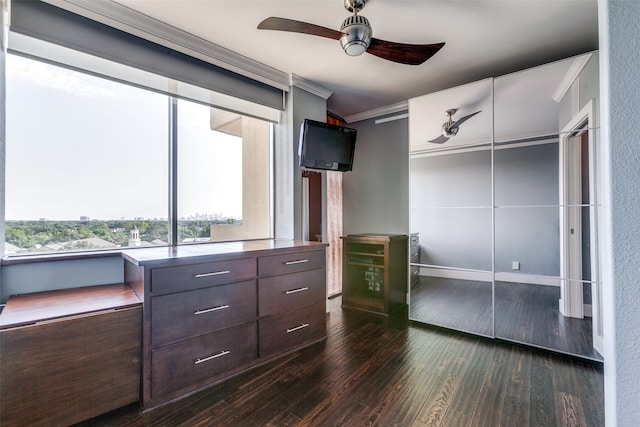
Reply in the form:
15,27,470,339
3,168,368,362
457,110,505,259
409,53,603,361
408,78,494,337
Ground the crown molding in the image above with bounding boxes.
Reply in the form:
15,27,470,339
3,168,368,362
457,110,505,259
290,74,333,100
344,101,408,123
552,52,592,103
374,113,409,125
42,0,291,92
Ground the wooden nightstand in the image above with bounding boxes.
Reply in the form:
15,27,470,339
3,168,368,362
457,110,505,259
342,234,408,316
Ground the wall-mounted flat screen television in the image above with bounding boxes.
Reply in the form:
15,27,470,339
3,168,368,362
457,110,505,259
298,119,357,172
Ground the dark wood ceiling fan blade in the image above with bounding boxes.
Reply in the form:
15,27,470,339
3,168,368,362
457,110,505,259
367,39,445,65
257,17,342,40
428,134,450,144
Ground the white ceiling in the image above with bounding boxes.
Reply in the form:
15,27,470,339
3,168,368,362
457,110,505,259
112,0,598,120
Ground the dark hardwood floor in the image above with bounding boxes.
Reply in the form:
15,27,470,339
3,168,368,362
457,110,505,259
409,276,493,337
76,297,603,427
410,276,602,361
494,281,602,360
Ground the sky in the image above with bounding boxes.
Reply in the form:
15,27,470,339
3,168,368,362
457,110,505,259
6,54,243,221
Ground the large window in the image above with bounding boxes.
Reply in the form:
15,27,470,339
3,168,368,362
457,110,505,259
4,52,274,256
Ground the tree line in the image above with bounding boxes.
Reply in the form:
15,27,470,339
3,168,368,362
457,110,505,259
5,219,239,251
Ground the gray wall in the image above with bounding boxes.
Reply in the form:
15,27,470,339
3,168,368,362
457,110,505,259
494,143,559,206
410,150,492,271
275,86,326,240
600,1,640,424
410,142,559,275
343,115,409,236
2,257,124,301
494,143,560,276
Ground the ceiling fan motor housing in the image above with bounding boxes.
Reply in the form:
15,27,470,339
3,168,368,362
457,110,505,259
442,123,459,138
340,15,372,56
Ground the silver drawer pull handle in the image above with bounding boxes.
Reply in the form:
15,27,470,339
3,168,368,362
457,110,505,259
286,323,309,333
284,259,308,265
195,350,230,365
194,270,230,278
194,304,230,315
285,287,309,295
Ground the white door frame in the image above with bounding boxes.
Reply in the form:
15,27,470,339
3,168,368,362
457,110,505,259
559,128,584,319
558,99,603,354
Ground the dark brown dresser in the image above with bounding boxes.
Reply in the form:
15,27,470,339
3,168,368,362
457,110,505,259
122,239,328,410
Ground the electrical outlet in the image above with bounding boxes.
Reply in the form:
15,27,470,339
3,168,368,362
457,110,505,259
512,261,520,270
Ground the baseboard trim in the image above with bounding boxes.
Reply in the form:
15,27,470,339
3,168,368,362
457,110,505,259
495,272,560,287
418,267,560,287
418,267,492,282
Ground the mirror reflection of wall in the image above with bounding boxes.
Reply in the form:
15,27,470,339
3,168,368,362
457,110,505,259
409,79,494,337
408,53,602,361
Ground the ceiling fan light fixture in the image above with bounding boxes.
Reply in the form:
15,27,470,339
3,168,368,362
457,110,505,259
339,15,372,56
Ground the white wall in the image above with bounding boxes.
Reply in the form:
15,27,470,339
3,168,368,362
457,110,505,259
599,1,640,425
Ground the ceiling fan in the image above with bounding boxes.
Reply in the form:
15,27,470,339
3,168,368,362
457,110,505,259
428,109,482,144
257,0,445,65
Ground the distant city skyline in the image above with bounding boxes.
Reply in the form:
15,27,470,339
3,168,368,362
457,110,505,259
5,211,240,222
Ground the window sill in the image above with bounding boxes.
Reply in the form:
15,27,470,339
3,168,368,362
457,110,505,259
1,249,125,266
0,239,276,266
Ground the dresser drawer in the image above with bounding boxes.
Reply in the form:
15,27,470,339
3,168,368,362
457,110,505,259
151,322,257,399
151,280,257,348
258,250,325,277
258,268,325,317
259,302,326,358
151,257,256,295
